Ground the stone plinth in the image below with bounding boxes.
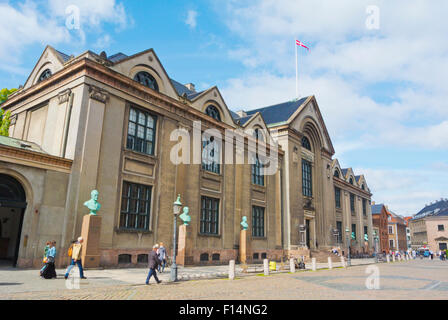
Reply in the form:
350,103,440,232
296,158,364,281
81,214,101,268
178,224,194,266
239,230,248,264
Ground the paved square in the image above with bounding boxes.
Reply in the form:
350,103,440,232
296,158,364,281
1,259,447,300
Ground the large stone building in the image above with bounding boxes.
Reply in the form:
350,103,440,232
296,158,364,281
409,199,448,251
0,46,373,268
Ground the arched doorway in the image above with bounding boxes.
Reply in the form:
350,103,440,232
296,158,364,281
0,174,27,267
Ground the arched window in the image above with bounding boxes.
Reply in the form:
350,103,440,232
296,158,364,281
252,154,264,186
334,170,340,178
133,71,159,91
349,177,354,185
253,128,264,142
302,136,311,151
38,69,52,82
361,184,365,190
205,105,221,121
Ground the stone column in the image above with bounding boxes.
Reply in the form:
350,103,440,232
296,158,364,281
229,260,235,280
311,258,316,271
177,224,193,266
290,258,295,273
81,214,101,268
263,259,269,276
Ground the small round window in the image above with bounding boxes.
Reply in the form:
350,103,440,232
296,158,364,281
133,71,159,91
205,105,221,121
38,69,52,82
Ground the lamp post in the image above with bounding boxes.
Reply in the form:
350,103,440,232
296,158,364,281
170,194,182,282
373,230,379,263
345,227,351,266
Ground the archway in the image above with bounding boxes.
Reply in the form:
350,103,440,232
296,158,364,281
0,174,27,267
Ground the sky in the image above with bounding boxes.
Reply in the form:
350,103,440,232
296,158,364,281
0,0,447,216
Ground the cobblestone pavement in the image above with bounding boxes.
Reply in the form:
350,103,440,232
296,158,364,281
1,259,447,300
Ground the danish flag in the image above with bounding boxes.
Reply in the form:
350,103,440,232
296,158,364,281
295,40,310,51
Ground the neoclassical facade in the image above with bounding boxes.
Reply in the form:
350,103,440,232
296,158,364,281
0,46,373,268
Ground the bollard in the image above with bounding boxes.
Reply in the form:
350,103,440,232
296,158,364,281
340,256,346,268
392,254,395,262
386,255,390,263
263,259,269,276
290,258,295,273
328,256,333,269
398,255,401,262
311,258,316,271
229,260,235,280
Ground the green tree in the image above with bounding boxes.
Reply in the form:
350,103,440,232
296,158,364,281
0,88,17,136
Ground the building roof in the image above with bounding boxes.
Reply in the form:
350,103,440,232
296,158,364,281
371,204,384,214
107,52,128,63
241,97,309,126
0,135,47,154
341,168,348,177
55,49,71,63
413,199,448,220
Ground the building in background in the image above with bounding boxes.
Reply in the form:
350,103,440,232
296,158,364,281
387,210,408,251
371,203,390,253
410,199,448,252
404,217,412,250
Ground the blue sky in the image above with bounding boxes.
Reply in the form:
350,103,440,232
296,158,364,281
1,0,447,215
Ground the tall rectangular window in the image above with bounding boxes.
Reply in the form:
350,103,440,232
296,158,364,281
388,226,393,234
336,221,342,243
364,226,368,238
202,136,220,174
251,155,264,186
350,193,355,214
252,206,265,237
120,181,152,230
200,196,219,235
126,106,157,155
352,223,357,240
334,187,341,208
302,159,312,197
362,199,367,216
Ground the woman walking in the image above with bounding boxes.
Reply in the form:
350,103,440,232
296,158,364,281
41,241,57,279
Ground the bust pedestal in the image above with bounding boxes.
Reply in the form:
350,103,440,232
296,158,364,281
177,224,193,266
80,214,102,268
239,230,249,264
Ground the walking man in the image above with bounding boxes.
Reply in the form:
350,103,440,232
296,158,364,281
146,244,162,285
65,237,86,280
157,242,167,273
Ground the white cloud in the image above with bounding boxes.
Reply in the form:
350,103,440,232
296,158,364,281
0,0,130,74
185,10,198,29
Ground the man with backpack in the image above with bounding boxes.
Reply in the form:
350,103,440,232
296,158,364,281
64,237,86,280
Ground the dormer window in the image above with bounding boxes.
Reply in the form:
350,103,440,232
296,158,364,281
134,71,159,91
349,177,354,185
38,69,52,82
302,136,311,151
253,128,264,142
334,169,340,178
361,184,365,190
205,105,221,121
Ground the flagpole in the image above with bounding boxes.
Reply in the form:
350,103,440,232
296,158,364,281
295,39,299,99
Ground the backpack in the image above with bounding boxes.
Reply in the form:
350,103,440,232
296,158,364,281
68,245,73,257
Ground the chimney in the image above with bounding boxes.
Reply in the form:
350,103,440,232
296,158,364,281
236,110,247,118
184,83,196,92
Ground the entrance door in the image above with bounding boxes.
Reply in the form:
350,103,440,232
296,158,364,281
306,219,310,248
0,174,27,267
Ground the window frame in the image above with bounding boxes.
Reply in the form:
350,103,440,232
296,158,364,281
133,71,159,91
302,159,313,197
334,187,341,209
350,193,355,214
205,105,221,121
251,154,265,186
126,106,157,156
200,196,220,235
119,181,152,231
201,134,221,174
438,224,445,231
252,206,265,238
